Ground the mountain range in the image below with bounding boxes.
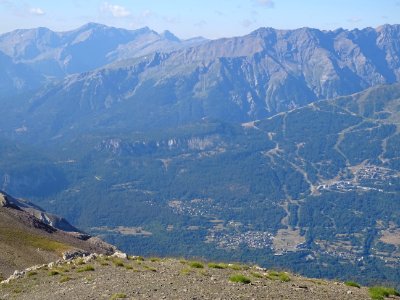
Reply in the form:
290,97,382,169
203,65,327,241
1,24,400,126
0,23,206,93
1,23,400,287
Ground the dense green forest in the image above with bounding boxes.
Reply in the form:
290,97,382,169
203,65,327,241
1,84,400,287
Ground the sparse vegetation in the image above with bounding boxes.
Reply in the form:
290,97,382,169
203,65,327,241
189,261,204,269
110,293,127,300
229,274,251,284
208,263,226,269
13,288,23,294
27,271,38,277
150,257,160,262
228,264,242,271
59,276,71,283
0,255,382,299
57,266,70,273
77,265,95,273
180,268,192,275
199,270,209,276
368,286,400,300
112,259,125,267
266,271,290,282
345,281,360,288
75,258,85,265
250,271,264,278
131,256,144,261
143,265,157,272
279,273,291,282
0,228,70,254
48,270,61,276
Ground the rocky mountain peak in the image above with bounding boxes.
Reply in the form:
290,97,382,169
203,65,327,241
160,30,180,42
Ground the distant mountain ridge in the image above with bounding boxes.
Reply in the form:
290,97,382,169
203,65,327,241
0,22,207,83
5,24,398,140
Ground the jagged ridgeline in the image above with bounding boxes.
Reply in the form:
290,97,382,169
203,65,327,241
1,24,400,140
0,24,400,288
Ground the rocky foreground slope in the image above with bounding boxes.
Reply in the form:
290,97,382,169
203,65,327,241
0,191,115,278
0,254,379,300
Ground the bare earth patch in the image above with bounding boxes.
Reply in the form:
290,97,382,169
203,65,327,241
273,228,305,254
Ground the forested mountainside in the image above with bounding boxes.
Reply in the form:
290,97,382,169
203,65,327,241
1,84,399,287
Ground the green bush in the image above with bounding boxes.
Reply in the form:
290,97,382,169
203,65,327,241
228,264,242,271
229,274,251,284
208,263,226,269
345,281,360,288
266,271,290,282
77,265,95,273
189,261,204,268
369,286,400,300
112,259,124,267
279,273,291,282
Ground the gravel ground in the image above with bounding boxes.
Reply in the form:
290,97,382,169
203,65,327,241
0,256,375,300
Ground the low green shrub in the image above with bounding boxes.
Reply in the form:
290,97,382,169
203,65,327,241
229,274,251,284
369,286,400,300
266,271,290,282
77,265,95,273
189,261,204,268
208,263,226,269
279,273,291,282
112,259,124,267
228,264,242,271
345,281,360,288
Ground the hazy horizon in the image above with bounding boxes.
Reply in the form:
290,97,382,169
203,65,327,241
0,0,399,39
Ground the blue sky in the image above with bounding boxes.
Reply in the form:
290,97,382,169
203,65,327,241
0,0,399,39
